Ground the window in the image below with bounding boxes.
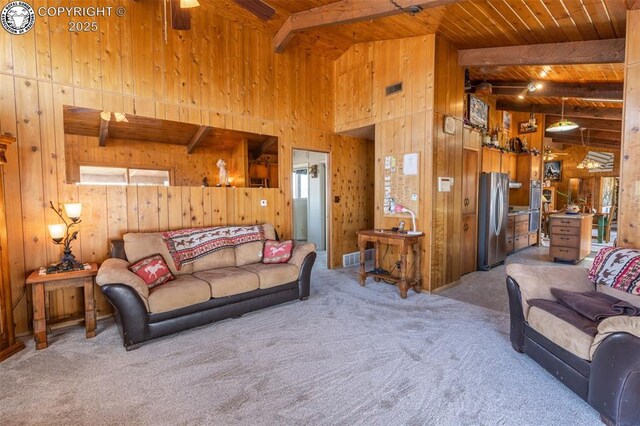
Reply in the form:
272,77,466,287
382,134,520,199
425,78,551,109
79,166,170,186
292,168,308,199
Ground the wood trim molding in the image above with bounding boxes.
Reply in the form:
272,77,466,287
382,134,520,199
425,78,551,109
98,118,109,147
459,38,626,66
273,0,460,53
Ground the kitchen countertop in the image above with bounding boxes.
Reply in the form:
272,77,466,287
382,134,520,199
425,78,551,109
549,213,593,219
508,209,531,216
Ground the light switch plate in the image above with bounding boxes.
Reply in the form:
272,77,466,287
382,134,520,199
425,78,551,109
411,193,418,201
260,200,267,207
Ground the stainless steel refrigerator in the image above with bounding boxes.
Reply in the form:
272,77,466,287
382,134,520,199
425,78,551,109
477,172,509,271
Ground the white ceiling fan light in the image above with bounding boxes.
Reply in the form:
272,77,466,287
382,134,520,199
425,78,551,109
180,0,200,8
546,98,579,132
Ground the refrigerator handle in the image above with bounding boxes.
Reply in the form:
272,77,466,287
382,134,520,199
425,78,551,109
495,184,504,236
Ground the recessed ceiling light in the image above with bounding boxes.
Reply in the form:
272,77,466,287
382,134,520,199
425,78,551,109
535,82,543,90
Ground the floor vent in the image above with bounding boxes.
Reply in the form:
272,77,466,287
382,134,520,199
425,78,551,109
342,249,373,267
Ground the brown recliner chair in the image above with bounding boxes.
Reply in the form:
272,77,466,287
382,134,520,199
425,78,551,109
506,264,640,426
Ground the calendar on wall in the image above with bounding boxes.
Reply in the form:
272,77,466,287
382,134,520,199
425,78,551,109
383,152,420,218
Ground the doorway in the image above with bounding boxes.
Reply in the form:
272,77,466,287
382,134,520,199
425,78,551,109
292,149,329,266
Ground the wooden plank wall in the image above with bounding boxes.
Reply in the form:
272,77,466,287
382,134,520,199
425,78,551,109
335,35,436,291
0,1,374,335
619,9,640,248
65,135,238,187
431,36,465,291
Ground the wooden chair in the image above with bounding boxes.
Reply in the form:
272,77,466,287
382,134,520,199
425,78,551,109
593,205,617,243
604,205,616,243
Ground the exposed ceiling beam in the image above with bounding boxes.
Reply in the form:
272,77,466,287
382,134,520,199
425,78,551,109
233,0,276,21
544,115,622,133
628,1,640,10
496,100,622,120
544,129,620,142
469,81,623,100
259,136,278,156
459,38,625,67
548,134,620,148
98,118,109,147
187,126,210,154
273,0,460,53
550,138,620,150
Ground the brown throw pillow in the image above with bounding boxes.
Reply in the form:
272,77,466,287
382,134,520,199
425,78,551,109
128,254,174,289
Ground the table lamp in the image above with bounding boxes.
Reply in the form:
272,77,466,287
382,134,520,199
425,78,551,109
394,204,421,235
47,201,82,272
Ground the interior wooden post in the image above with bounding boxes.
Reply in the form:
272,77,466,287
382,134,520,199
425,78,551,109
618,9,640,248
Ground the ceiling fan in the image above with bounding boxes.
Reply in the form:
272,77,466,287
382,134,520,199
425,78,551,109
468,80,544,98
542,145,569,161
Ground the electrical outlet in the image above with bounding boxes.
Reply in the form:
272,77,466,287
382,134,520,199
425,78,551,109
260,200,267,207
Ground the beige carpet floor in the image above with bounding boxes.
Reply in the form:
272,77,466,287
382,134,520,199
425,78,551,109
0,249,600,425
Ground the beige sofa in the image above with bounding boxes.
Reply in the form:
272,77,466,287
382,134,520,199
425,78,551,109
506,264,640,426
97,224,316,350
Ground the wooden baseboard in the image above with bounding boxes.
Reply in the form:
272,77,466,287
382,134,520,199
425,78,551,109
0,340,25,362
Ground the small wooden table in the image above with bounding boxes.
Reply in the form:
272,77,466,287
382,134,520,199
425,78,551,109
357,230,424,299
25,263,98,350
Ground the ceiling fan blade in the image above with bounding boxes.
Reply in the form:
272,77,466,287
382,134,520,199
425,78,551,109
233,0,275,21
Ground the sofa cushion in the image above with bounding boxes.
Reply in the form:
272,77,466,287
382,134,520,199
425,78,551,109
262,224,276,240
588,247,640,295
191,248,236,272
262,240,293,264
235,241,265,267
193,267,259,297
240,263,299,289
123,232,193,276
147,275,211,314
128,254,174,289
528,305,595,360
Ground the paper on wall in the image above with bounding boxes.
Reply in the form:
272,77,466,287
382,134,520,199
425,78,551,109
403,153,418,176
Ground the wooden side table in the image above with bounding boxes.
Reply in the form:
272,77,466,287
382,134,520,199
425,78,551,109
357,230,424,299
25,263,98,350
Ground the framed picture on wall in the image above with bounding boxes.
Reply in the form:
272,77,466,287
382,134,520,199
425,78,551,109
544,161,562,181
467,95,488,129
502,111,511,131
519,121,538,134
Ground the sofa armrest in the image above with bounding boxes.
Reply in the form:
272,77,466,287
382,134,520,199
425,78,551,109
288,243,316,269
590,316,640,358
100,284,151,350
506,263,594,319
588,321,640,426
96,258,149,308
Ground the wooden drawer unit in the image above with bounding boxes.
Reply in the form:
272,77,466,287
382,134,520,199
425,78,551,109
550,246,580,260
506,237,514,252
529,232,538,246
549,213,593,263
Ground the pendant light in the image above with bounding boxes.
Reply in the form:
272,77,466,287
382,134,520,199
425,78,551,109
576,128,602,169
546,98,579,132
180,0,200,7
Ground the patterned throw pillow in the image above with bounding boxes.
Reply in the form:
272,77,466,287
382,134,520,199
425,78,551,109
262,240,293,264
128,254,175,289
588,247,640,295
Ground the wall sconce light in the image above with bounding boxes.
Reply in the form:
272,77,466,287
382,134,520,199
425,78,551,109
47,201,82,272
180,0,200,8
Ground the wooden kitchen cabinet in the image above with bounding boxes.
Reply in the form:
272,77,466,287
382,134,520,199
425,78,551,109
462,148,479,214
481,147,502,174
461,143,480,275
461,213,477,275
501,153,517,180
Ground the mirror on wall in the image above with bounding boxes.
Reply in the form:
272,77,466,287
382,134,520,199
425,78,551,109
63,106,279,188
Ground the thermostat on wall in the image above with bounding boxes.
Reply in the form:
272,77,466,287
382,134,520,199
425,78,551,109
438,177,453,192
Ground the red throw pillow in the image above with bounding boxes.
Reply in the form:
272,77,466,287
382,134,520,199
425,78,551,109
128,254,174,289
262,240,293,264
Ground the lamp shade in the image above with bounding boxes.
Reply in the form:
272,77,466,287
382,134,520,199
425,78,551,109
180,0,200,7
64,203,82,220
546,119,579,133
48,224,65,241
